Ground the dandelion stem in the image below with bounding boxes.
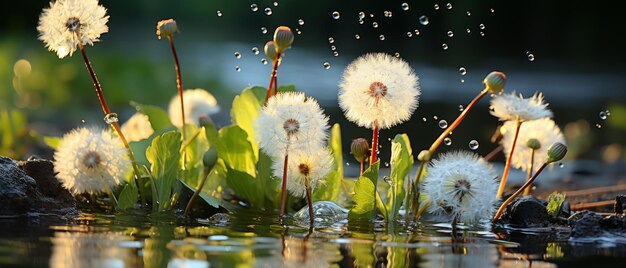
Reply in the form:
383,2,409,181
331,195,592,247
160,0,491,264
497,119,522,198
484,145,504,162
524,149,536,196
359,160,365,176
78,43,144,206
415,199,431,221
370,121,379,164
264,52,281,103
451,213,459,240
184,167,211,217
279,146,290,218
428,88,489,155
493,162,548,222
304,176,314,227
166,35,186,128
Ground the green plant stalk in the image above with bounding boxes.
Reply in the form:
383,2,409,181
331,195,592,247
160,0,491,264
183,167,211,216
524,149,536,196
78,42,145,206
142,166,159,210
493,162,549,222
497,119,522,198
375,188,388,221
389,180,397,225
106,185,118,209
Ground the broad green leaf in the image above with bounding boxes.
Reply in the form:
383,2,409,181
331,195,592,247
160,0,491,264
348,161,380,221
216,125,257,177
179,124,209,187
385,134,413,221
231,86,265,158
146,131,182,211
225,167,265,209
313,123,343,202
257,151,279,206
43,136,61,150
200,116,219,148
131,102,173,132
546,192,567,217
118,183,138,210
177,179,239,212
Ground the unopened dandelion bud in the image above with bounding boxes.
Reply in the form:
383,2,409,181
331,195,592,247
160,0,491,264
264,41,278,61
547,142,567,163
483,71,506,93
156,19,179,39
351,138,370,163
526,138,541,150
418,150,431,162
273,26,294,53
202,147,218,171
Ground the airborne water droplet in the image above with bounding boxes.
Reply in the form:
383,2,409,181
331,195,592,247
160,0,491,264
414,29,420,35
235,66,241,72
467,11,471,16
479,23,486,30
599,111,607,120
434,4,440,10
438,120,448,129
394,52,400,58
407,32,413,37
330,45,336,51
333,51,339,57
459,67,467,75
354,34,361,40
234,52,241,59
526,51,535,61
469,140,479,150
466,28,471,33
419,15,429,25
261,58,268,64
596,123,602,129
261,27,268,34
273,1,279,7
295,28,301,35
252,47,259,55
298,19,305,25
422,117,427,122
250,4,258,12
558,163,564,168
372,22,379,28
358,11,365,19
444,137,452,146
323,61,331,69
433,115,438,120
447,31,454,37
104,113,119,124
442,43,449,50
216,10,223,17
458,105,464,111
384,162,390,167
332,11,341,19
264,8,273,15
379,34,385,40
401,3,409,11
328,37,335,44
446,3,453,9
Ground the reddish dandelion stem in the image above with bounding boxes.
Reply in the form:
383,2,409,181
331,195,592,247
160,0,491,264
370,122,379,164
493,162,548,222
304,176,314,227
496,119,522,198
279,152,289,218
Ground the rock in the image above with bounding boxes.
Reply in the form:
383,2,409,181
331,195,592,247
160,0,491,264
293,201,348,228
0,156,77,217
502,196,550,227
568,210,626,240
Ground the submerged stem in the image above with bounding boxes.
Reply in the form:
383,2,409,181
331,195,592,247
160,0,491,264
496,119,522,198
493,162,548,222
524,149,536,196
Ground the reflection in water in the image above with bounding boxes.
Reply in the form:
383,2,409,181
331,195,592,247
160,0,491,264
49,231,137,268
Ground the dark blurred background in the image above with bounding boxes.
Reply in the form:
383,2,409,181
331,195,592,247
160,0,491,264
1,0,625,173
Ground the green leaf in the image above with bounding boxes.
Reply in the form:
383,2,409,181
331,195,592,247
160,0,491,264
276,84,296,93
225,167,265,209
216,125,257,177
0,109,26,150
43,136,61,150
131,102,173,132
348,161,380,221
179,124,209,186
385,134,414,221
257,151,279,206
117,183,138,210
177,179,238,211
546,191,567,217
146,131,182,211
230,86,265,159
313,123,343,202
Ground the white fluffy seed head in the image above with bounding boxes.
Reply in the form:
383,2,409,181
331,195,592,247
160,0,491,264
53,127,130,194
271,148,333,198
255,92,329,157
339,53,420,129
422,151,498,224
120,112,154,142
501,118,565,173
489,91,553,122
37,0,109,59
168,88,220,128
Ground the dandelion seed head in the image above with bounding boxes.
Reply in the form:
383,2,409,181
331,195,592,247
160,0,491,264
501,118,565,172
168,88,220,128
422,151,498,224
339,53,420,129
37,0,109,59
490,91,552,122
272,148,333,198
54,127,130,194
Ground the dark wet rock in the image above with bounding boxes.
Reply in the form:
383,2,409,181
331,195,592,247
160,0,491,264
615,195,626,214
502,196,550,227
568,210,626,240
0,156,77,217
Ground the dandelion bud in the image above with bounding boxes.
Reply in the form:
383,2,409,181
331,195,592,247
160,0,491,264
156,19,179,39
483,71,506,93
547,142,567,163
526,138,541,150
417,150,431,162
273,26,294,53
264,41,278,61
203,147,218,171
351,138,370,163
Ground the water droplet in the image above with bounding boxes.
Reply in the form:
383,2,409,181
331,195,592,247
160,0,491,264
333,51,339,57
479,24,486,30
401,3,409,11
422,117,427,122
264,8,273,15
370,14,374,18
372,22,379,28
358,11,365,19
273,1,279,7
330,45,336,51
458,105,464,111
490,8,495,13
526,51,535,61
295,28,302,35
460,79,465,84
379,34,385,41
419,15,429,25
383,176,392,184
596,123,602,129
261,27,268,34
444,137,452,146
466,28,471,33
407,32,413,37
434,4,440,10
252,47,259,55
384,11,392,18
414,29,420,35
446,3,453,9
355,34,361,40
447,31,454,37
480,31,485,36
605,110,611,116
433,115,438,120
346,162,350,166
298,19,305,25
466,11,471,16
599,111,607,120
250,4,258,12
234,52,241,59
323,61,331,69
387,138,392,142
332,11,340,19
384,162,390,167
459,67,467,75
469,140,479,150
261,58,268,64
328,37,335,44
558,163,564,168
442,43,448,50
216,10,223,17
438,120,448,129
235,66,241,72
394,52,400,58
104,113,119,124
81,119,85,124
358,19,364,25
